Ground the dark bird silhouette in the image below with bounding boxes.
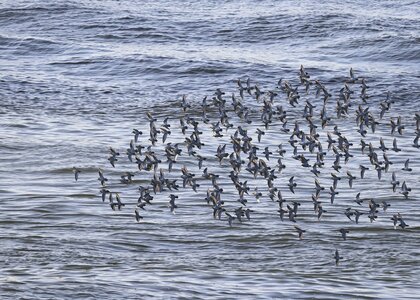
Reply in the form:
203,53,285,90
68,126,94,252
288,176,297,193
294,226,305,239
73,167,81,181
168,194,178,213
98,169,108,186
334,249,343,266
339,228,350,241
135,209,143,222
402,159,412,172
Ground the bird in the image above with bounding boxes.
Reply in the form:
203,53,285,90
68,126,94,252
391,172,400,192
111,193,125,210
288,206,297,223
317,206,327,220
314,179,325,197
379,137,388,152
391,214,399,229
344,208,354,221
137,201,147,211
168,194,178,213
348,67,358,83
99,188,110,202
354,192,363,205
353,210,363,224
134,209,143,222
109,147,120,157
311,164,321,177
288,176,297,193
339,228,349,241
108,155,118,168
225,212,236,227
331,173,341,189
73,167,81,181
237,197,247,206
294,226,306,239
398,216,409,229
256,128,265,142
334,249,343,266
392,138,401,152
278,208,287,221
402,159,412,172
400,181,411,199
253,187,263,202
244,208,253,221
98,169,108,186
382,201,391,211
132,129,143,142
263,147,272,160
360,165,369,179
234,207,244,222
413,133,420,148
347,171,356,188
329,186,339,204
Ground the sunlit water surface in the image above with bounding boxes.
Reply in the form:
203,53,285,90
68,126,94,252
1,0,420,299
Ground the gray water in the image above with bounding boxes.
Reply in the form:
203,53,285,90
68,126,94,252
1,0,420,299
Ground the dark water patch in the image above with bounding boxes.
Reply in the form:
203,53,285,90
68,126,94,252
94,34,125,40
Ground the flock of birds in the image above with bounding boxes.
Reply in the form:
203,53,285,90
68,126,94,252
73,66,419,265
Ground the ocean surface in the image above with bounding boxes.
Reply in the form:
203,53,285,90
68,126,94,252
1,0,420,299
